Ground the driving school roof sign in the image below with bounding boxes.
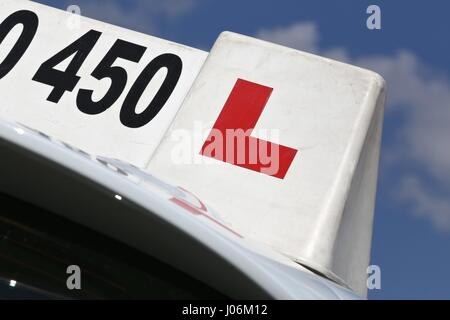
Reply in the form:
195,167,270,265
0,0,385,297
148,32,385,297
0,0,207,167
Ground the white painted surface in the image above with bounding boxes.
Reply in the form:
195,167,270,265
148,32,386,296
0,0,385,298
0,0,207,167
0,118,361,299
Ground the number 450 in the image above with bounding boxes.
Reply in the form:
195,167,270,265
0,10,182,129
32,29,182,128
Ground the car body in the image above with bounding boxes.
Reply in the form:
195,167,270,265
0,119,360,299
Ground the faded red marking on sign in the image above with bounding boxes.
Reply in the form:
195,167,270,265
170,187,242,238
200,79,297,179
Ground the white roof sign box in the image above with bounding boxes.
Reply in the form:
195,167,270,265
0,0,207,167
148,32,386,296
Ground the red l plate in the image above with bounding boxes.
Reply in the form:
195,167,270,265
200,79,297,179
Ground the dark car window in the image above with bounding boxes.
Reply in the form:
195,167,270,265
0,193,227,299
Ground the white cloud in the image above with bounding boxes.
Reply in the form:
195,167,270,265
149,0,200,18
398,176,450,231
256,22,352,62
257,22,450,230
357,52,450,186
257,23,319,52
62,0,200,34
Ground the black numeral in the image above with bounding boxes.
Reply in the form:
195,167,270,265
120,53,182,128
0,10,38,79
28,24,182,128
32,30,101,103
76,39,146,115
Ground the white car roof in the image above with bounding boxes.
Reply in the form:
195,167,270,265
0,119,360,299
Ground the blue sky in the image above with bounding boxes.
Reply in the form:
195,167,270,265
34,0,450,299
